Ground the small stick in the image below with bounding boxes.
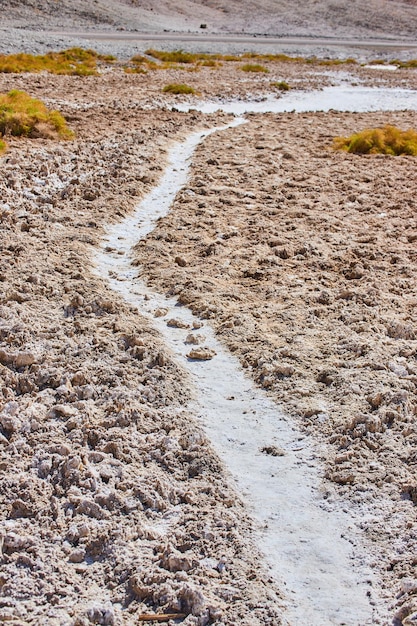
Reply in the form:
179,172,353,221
138,615,187,623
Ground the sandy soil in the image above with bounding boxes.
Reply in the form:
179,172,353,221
0,50,417,626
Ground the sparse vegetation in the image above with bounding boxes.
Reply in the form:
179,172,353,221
0,138,6,154
127,49,364,72
271,81,291,91
333,125,417,155
0,90,74,139
240,63,269,73
392,58,417,68
145,49,213,64
199,59,222,68
162,83,196,95
0,48,115,76
125,54,160,73
367,59,387,65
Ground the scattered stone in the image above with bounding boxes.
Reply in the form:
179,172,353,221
167,318,190,329
261,445,285,457
185,333,206,345
187,347,216,361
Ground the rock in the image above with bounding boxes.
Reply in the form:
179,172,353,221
344,263,364,280
403,612,417,626
47,404,78,418
76,499,109,520
0,349,13,365
161,549,198,572
261,445,285,457
3,532,34,552
154,307,168,317
401,579,417,594
69,548,85,563
275,364,294,377
187,347,216,361
387,321,415,340
167,318,190,329
366,392,384,408
174,256,187,267
14,352,36,368
129,575,152,600
185,333,205,345
86,604,115,626
388,361,409,378
0,414,20,435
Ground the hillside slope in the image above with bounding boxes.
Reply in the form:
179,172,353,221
2,0,417,39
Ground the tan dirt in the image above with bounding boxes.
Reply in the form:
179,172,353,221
0,56,417,625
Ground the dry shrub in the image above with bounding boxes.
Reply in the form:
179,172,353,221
162,84,195,95
271,81,290,91
0,90,74,139
334,125,417,155
0,47,115,76
145,49,215,64
240,63,269,73
392,58,417,68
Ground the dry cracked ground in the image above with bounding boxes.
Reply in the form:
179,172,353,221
0,57,417,625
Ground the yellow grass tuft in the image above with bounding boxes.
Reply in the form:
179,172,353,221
271,80,291,91
145,49,215,64
0,48,115,76
162,83,196,94
333,125,417,155
0,90,74,140
392,58,417,68
240,63,269,73
0,138,7,154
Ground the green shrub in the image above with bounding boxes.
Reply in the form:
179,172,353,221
0,138,7,154
240,63,269,73
162,83,196,94
333,125,417,155
271,81,290,91
0,90,74,139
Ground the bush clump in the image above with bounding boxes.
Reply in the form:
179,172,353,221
145,49,213,64
0,90,74,140
392,58,417,68
0,48,115,76
0,138,7,154
162,83,196,94
240,63,269,73
333,125,417,155
271,81,290,91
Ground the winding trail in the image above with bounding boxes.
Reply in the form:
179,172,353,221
93,117,381,625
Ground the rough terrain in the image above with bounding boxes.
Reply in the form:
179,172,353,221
0,7,417,624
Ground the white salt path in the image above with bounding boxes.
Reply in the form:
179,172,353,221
93,117,382,625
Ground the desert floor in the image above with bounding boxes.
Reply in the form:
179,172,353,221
0,50,417,626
